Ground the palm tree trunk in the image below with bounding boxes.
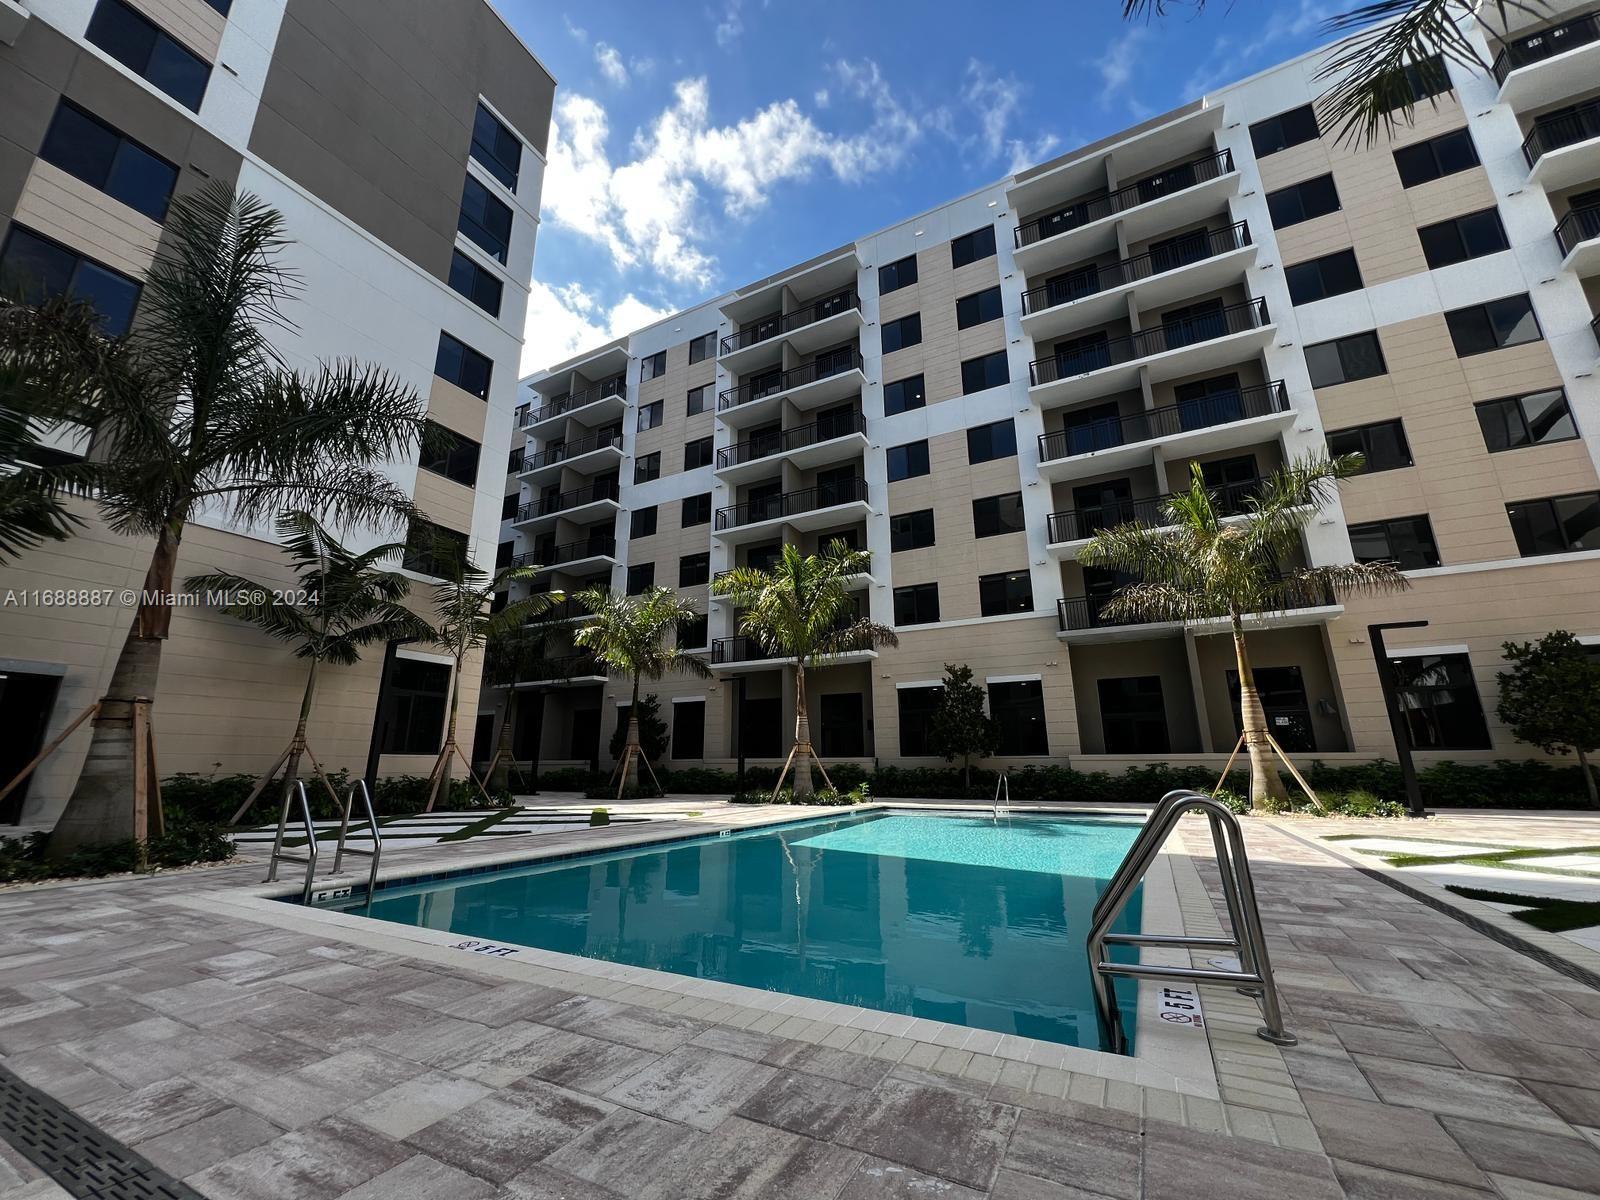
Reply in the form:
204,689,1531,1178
489,691,517,793
1579,746,1598,809
792,663,814,800
622,673,642,793
438,650,464,800
278,658,319,799
1232,613,1289,811
48,521,182,857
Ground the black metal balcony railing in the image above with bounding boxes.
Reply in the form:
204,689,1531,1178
1021,223,1252,316
1038,380,1289,463
1046,478,1264,543
1556,205,1600,257
515,480,620,523
711,621,868,665
1057,579,1334,633
715,477,868,531
1523,99,1600,167
519,653,606,682
1015,150,1235,250
529,596,593,624
1493,8,1600,83
517,377,626,428
506,447,525,474
512,536,617,571
1029,298,1270,388
1591,311,1600,352
717,411,867,470
718,350,863,411
525,430,624,473
719,290,860,355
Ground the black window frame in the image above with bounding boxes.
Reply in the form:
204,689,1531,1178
1389,652,1491,750
448,249,502,316
955,286,1003,330
1266,173,1341,229
637,400,664,431
684,436,713,470
458,174,513,265
1393,128,1479,188
377,657,450,755
893,582,940,626
672,698,706,758
1285,248,1364,305
634,452,661,484
434,331,493,400
630,506,658,539
1327,419,1413,473
688,332,716,363
682,492,712,527
972,492,1025,538
85,0,211,112
1349,514,1441,570
886,439,930,482
878,255,918,294
1474,389,1578,453
641,350,667,380
951,225,997,268
897,686,942,756
38,99,179,223
1507,492,1600,557
1444,294,1542,358
679,552,710,586
884,373,926,416
889,508,935,552
989,680,1049,755
1418,208,1509,270
881,312,922,354
419,421,481,487
966,419,1017,464
402,518,469,579
626,562,655,595
1249,104,1320,157
0,224,142,337
687,384,711,416
1305,331,1387,389
470,102,522,192
978,570,1034,617
960,351,1010,395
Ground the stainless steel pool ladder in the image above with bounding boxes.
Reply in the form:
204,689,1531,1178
264,779,383,904
993,773,1010,818
1087,789,1295,1054
331,779,383,901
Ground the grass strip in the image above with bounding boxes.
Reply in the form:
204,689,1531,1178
1444,885,1600,933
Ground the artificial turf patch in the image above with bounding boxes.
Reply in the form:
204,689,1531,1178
1444,885,1600,932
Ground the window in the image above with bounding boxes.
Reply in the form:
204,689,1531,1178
641,350,667,381
966,419,1017,464
403,519,468,578
1305,331,1387,388
679,552,710,586
1400,54,1452,104
1349,515,1441,569
887,440,930,482
630,506,657,538
626,562,655,594
890,509,935,551
682,436,713,470
897,686,942,756
672,699,706,758
419,422,481,487
1099,677,1170,754
1327,420,1413,473
677,614,708,649
687,384,711,416
972,493,1025,538
884,374,926,416
978,570,1034,616
635,452,660,483
950,225,997,268
682,492,712,526
1249,104,1320,157
1266,174,1341,229
0,226,141,336
471,102,522,191
879,254,918,293
1507,493,1600,556
893,583,940,625
956,286,1003,330
1393,129,1478,188
881,313,922,353
1389,653,1490,750
688,332,716,363
39,100,178,222
1445,295,1541,357
500,493,518,521
989,680,1048,755
1285,249,1363,305
458,176,512,264
202,0,232,13
961,351,1010,395
638,400,664,431
1476,390,1578,452
434,332,493,399
378,658,450,754
1419,209,1508,269
85,0,210,111
448,250,502,316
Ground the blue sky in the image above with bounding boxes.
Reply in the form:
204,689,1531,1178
498,0,1337,374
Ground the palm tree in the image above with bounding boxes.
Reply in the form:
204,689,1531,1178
480,621,560,794
184,510,434,825
713,541,898,801
31,183,428,856
1122,2,1547,146
1079,454,1407,809
573,585,710,797
425,560,562,809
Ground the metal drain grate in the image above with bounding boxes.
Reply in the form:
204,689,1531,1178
0,1063,206,1199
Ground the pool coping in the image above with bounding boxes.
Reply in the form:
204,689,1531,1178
175,803,1240,1114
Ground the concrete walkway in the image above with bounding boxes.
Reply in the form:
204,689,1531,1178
2,810,1599,1198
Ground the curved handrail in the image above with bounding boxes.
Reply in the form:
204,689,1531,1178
265,779,320,905
333,779,383,904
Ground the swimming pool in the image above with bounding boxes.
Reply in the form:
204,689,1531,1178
314,810,1147,1053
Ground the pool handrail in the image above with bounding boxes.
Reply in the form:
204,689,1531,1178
332,778,383,903
1087,789,1294,1054
264,779,320,904
993,773,1010,818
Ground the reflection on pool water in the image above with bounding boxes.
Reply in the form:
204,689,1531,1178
316,811,1146,1052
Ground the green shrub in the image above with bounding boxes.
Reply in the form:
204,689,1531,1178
0,814,234,884
161,769,511,826
590,808,610,826
729,782,869,807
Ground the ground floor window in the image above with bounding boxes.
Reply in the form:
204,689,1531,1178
818,692,864,757
378,658,450,754
1097,676,1168,754
739,696,782,758
1226,666,1317,753
897,686,941,756
672,700,705,760
1389,653,1491,750
989,680,1048,756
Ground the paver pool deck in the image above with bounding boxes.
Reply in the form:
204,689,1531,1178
4,805,1600,1199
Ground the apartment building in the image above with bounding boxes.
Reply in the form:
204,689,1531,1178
0,0,553,825
492,3,1600,777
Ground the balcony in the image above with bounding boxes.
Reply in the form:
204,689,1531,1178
1037,381,1291,480
1557,205,1600,274
1028,298,1274,408
517,379,627,435
709,629,877,672
506,446,525,474
518,429,624,484
1056,581,1340,643
513,480,621,530
714,477,871,543
513,535,618,576
719,289,864,373
513,653,608,688
1020,222,1254,343
1045,478,1264,558
715,411,868,482
1013,150,1238,277
1523,99,1600,187
717,352,866,429
1494,8,1600,110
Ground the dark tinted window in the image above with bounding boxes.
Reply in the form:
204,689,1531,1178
0,225,141,336
879,255,918,293
39,100,178,222
884,374,926,415
1418,209,1508,269
1349,515,1441,569
1475,390,1578,452
1507,493,1600,556
403,518,469,578
956,286,1003,329
1327,419,1412,472
951,225,997,268
960,351,1009,395
634,452,660,483
449,250,502,316
1266,174,1340,228
630,506,658,538
500,493,517,521
641,350,667,380
887,440,930,481
1445,295,1541,357
682,493,712,526
1249,104,1320,157
1389,653,1489,750
434,331,493,399
86,0,210,111
672,698,706,756
378,658,449,754
471,102,522,191
890,509,935,551
419,422,481,486
966,419,1017,463
1305,331,1387,388
459,175,513,264
1393,128,1479,187
979,570,1034,616
688,332,716,363
687,384,710,415
203,0,232,13
972,493,1025,538
637,400,664,430
1285,249,1363,305
893,583,940,625
898,686,941,756
1400,54,1452,103
626,562,655,594
881,313,922,353
684,436,713,470
679,553,709,586
989,680,1048,755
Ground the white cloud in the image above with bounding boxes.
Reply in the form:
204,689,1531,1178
714,0,743,47
595,41,628,86
520,280,674,377
813,88,830,108
1097,28,1148,111
1182,0,1334,96
564,16,587,43
959,61,1060,174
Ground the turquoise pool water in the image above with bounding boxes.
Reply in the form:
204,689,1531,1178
318,811,1146,1052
